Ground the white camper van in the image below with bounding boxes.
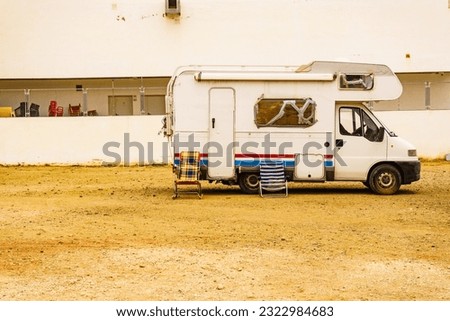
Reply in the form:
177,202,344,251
164,61,420,195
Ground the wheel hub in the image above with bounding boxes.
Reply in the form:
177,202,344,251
378,172,394,187
246,174,259,187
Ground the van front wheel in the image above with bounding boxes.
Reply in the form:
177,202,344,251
238,173,259,194
369,164,401,195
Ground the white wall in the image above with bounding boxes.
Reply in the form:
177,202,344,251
0,0,449,164
0,116,168,165
0,112,448,165
375,110,450,158
1,0,449,79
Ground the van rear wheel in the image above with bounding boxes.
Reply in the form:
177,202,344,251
369,164,401,195
238,173,259,194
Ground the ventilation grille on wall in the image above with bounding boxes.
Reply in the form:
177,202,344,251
165,0,180,15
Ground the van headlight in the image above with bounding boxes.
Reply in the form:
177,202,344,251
408,149,417,157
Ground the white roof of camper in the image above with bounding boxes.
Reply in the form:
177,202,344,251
170,61,403,101
173,61,397,78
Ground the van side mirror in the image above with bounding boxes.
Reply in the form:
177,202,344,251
376,127,385,142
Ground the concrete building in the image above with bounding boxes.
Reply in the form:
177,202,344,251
0,0,449,163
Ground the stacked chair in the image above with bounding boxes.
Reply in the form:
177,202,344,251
48,100,63,116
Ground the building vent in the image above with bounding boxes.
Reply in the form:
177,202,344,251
165,0,180,16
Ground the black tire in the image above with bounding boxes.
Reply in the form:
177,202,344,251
368,164,401,195
238,173,259,194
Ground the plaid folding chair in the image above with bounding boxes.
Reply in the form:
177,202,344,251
173,151,202,199
259,160,288,198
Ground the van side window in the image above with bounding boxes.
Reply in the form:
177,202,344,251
254,98,317,127
339,107,383,142
339,73,374,90
339,107,362,136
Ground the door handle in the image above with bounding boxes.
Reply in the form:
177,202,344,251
212,118,215,129
336,139,344,147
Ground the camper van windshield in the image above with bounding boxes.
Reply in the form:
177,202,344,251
254,98,317,128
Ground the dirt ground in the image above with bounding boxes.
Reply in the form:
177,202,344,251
0,161,449,301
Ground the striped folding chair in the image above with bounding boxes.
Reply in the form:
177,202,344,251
173,151,203,199
259,160,288,198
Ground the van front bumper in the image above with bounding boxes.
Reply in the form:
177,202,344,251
397,161,421,184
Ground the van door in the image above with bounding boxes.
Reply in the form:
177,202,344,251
208,88,235,179
334,104,387,180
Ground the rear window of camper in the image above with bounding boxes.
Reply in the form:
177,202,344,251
254,98,317,128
